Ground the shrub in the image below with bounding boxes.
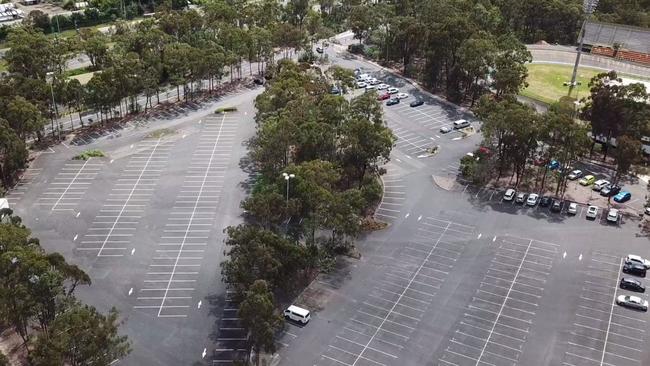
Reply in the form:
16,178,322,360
215,106,237,114
347,44,365,55
73,149,105,160
361,177,382,211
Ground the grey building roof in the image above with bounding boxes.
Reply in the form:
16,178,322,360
584,21,650,54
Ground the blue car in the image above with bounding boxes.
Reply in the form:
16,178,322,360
548,160,560,170
614,191,631,203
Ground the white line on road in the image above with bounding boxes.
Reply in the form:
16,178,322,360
76,212,81,218
131,248,135,255
128,288,133,295
475,239,533,366
202,348,207,358
563,251,567,259
350,222,452,366
97,139,163,257
600,257,624,366
157,114,227,317
417,215,422,221
493,236,497,242
579,254,583,261
73,234,78,241
197,300,202,309
51,159,92,211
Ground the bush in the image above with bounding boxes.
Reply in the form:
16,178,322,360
73,149,105,160
215,106,237,114
298,49,317,64
364,46,380,60
347,44,365,55
361,176,382,211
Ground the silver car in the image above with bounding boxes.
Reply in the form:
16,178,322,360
616,295,648,311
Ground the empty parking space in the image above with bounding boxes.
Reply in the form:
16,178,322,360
135,113,238,318
388,125,435,157
375,173,406,222
562,251,647,366
317,217,474,366
438,236,559,366
5,167,42,205
212,290,249,365
387,103,458,132
37,159,103,211
77,138,174,257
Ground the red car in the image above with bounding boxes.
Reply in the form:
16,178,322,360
377,93,390,101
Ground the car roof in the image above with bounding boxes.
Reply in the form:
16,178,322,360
627,254,642,260
505,188,515,193
529,193,538,197
584,175,594,178
616,191,630,195
627,296,642,303
622,277,641,284
287,305,310,316
588,205,598,209
609,208,619,213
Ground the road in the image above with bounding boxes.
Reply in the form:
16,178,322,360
274,35,650,366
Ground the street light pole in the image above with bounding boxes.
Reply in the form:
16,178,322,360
46,72,59,140
568,0,600,97
282,172,295,208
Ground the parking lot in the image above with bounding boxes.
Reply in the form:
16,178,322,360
37,159,103,211
562,252,647,366
316,216,474,366
438,235,558,366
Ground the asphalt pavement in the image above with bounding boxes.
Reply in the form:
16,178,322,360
275,40,650,366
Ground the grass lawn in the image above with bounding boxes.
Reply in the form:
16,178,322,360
521,63,650,105
521,64,599,104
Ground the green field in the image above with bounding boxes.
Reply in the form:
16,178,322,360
521,64,600,104
521,63,650,105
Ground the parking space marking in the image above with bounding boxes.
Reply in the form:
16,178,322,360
38,160,102,211
438,236,557,366
317,217,474,366
135,115,238,319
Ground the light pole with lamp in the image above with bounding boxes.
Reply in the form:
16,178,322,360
568,0,600,97
45,72,60,140
282,172,295,208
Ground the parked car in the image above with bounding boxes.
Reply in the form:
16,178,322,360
607,208,620,223
526,193,539,206
515,192,527,204
316,46,324,53
387,87,399,94
440,126,451,133
330,86,341,95
396,92,409,99
356,81,368,88
453,119,471,129
284,305,311,323
539,196,552,207
503,189,516,201
625,255,650,269
377,83,390,90
551,199,563,212
586,205,598,219
623,262,647,277
579,175,596,186
568,202,578,215
368,78,381,85
356,73,369,81
616,295,648,311
548,160,560,170
567,169,583,180
386,98,400,106
614,191,631,203
365,84,376,91
410,99,424,107
600,185,621,197
377,93,390,101
593,179,610,191
620,277,646,292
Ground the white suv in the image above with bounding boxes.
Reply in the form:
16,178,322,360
283,305,311,324
503,189,516,201
593,179,610,191
606,208,619,223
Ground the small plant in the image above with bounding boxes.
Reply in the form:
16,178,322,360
147,128,174,138
215,106,237,114
73,149,105,160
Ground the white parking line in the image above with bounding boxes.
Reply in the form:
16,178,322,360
600,257,624,366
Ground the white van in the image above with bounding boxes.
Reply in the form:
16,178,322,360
453,119,470,129
283,305,310,324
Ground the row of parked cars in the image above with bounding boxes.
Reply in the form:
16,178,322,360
502,188,621,222
617,255,650,311
354,72,425,107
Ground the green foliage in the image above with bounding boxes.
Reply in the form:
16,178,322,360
73,149,105,160
215,106,238,114
237,280,283,364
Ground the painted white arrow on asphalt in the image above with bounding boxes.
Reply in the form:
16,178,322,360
73,234,78,241
492,236,497,242
128,288,133,296
197,301,202,309
202,348,207,359
563,251,567,259
405,213,410,219
76,212,81,218
579,254,583,261
131,248,135,255
477,233,482,239
417,215,422,221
